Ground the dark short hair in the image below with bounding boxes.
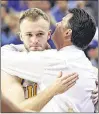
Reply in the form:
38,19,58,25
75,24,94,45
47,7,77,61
68,8,96,49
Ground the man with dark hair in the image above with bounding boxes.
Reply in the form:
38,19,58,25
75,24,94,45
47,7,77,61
2,8,98,112
68,8,96,49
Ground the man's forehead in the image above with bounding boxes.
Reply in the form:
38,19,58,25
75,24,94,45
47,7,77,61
20,18,50,32
24,29,46,33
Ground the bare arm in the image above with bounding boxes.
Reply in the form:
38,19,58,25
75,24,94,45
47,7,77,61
1,70,78,112
1,94,34,113
19,72,78,111
1,94,23,113
1,70,25,105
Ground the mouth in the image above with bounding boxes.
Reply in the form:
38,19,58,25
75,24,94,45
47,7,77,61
29,45,42,50
29,45,40,48
29,46,43,51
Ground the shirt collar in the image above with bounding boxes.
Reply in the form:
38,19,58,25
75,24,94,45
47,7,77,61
59,45,81,51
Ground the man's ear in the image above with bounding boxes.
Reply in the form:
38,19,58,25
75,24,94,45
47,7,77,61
47,30,52,40
65,29,72,36
64,29,72,41
19,32,23,41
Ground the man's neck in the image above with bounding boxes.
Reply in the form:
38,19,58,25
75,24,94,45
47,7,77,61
56,42,72,51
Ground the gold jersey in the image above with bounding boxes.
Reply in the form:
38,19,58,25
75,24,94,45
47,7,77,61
21,79,38,99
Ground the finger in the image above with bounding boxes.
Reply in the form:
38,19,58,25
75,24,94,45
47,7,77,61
92,98,98,104
57,71,62,78
92,97,98,105
63,75,78,85
95,80,98,85
62,74,78,85
91,93,98,99
64,74,79,85
63,76,78,85
92,88,98,94
61,72,77,81
66,82,76,91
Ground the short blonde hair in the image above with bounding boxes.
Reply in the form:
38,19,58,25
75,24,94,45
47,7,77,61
19,8,50,24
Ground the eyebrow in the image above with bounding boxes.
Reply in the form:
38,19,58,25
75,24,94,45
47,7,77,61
25,30,45,34
37,30,45,33
26,32,32,33
25,32,32,34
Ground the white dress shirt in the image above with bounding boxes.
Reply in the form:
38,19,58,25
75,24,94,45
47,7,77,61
1,44,97,112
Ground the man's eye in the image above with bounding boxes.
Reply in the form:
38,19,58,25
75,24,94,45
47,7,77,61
27,34,32,37
37,33,44,36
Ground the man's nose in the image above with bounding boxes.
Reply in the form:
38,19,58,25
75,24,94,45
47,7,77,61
30,36,38,44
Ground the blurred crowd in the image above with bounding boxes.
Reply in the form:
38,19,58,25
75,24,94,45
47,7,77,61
1,0,98,68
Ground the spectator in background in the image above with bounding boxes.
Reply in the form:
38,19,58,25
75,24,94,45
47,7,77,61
51,0,68,22
1,2,23,46
1,0,8,5
1,4,10,33
68,1,77,9
88,40,98,68
86,0,98,26
93,27,98,41
76,1,95,23
1,13,23,46
7,0,28,12
48,0,55,8
85,40,98,68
